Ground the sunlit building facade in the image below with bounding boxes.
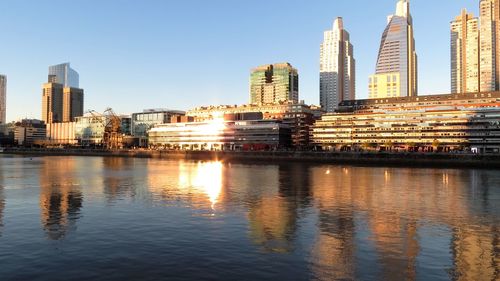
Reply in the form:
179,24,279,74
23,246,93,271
48,63,79,88
187,102,323,147
148,119,291,150
479,0,500,92
312,92,500,153
131,109,185,137
369,0,417,99
0,75,5,124
320,17,355,112
74,114,107,146
250,63,299,105
451,9,480,93
14,119,46,146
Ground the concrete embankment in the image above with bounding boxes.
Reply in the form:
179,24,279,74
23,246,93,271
2,148,500,169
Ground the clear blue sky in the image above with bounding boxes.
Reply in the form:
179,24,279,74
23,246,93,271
1,0,476,121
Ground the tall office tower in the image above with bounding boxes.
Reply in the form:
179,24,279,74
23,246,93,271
368,0,417,99
62,87,84,122
479,0,500,91
250,63,299,105
451,10,480,93
42,83,64,124
320,17,355,112
0,75,6,124
48,63,79,88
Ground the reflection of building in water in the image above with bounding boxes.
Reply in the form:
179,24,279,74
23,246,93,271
309,167,499,281
39,158,83,240
147,160,225,210
248,164,310,253
309,166,356,280
102,157,135,202
451,225,499,280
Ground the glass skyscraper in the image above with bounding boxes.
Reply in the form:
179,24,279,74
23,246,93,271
0,75,5,124
48,63,79,88
369,0,417,99
250,63,299,105
320,17,355,112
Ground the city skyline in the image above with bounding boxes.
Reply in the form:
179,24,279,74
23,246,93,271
0,0,478,121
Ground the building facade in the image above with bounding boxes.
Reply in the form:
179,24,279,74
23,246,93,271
131,109,185,137
0,75,5,124
148,119,291,151
187,102,323,147
312,92,500,153
48,63,79,88
42,83,64,123
63,87,84,122
46,122,77,145
369,0,417,99
479,0,500,92
250,63,299,105
451,9,480,93
14,119,46,146
320,17,355,112
75,114,106,146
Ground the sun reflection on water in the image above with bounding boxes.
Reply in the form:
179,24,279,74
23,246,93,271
179,161,223,209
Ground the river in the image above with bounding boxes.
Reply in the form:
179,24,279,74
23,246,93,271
0,155,498,280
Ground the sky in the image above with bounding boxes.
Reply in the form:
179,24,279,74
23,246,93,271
1,0,478,121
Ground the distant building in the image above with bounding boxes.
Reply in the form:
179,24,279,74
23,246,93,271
250,63,299,105
187,102,323,147
74,113,106,146
312,91,500,153
42,64,84,124
369,0,417,99
14,119,46,146
148,119,291,151
131,109,185,137
451,9,480,93
46,122,77,145
0,75,5,124
320,17,355,112
48,63,79,88
479,0,500,92
120,115,132,135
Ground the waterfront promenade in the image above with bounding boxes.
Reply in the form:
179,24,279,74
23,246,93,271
2,148,500,169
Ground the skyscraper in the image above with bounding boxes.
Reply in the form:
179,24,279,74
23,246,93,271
250,63,298,105
0,75,5,124
42,63,84,123
368,0,417,99
48,63,79,88
320,17,355,112
479,0,500,92
451,9,480,93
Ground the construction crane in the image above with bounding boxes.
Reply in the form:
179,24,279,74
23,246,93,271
87,108,122,149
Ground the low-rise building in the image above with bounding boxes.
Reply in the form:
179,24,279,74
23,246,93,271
131,109,185,137
187,102,322,148
148,119,291,151
75,114,106,146
14,119,46,146
312,91,500,153
46,122,77,145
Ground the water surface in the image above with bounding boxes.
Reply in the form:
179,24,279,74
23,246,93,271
0,156,498,280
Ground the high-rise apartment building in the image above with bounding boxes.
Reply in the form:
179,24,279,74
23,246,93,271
479,0,500,92
368,0,417,99
451,9,480,93
0,75,6,124
320,17,355,112
48,63,79,88
250,63,298,105
42,63,84,123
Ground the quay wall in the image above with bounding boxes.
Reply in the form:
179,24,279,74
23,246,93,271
2,148,500,169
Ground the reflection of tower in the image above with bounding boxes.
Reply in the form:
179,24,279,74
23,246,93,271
248,163,310,253
309,166,355,280
39,158,83,240
451,225,499,280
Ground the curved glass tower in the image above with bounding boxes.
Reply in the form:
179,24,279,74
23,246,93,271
369,0,417,98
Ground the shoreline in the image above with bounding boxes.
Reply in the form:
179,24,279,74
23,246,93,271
2,148,500,169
